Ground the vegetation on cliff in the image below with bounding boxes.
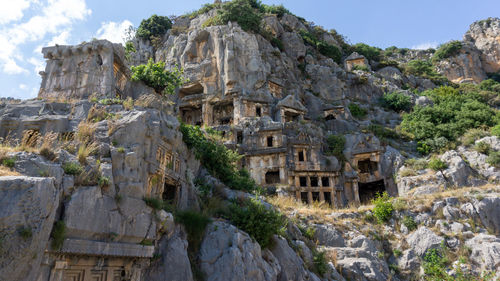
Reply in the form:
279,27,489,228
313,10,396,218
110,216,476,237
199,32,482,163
136,14,172,41
131,58,186,95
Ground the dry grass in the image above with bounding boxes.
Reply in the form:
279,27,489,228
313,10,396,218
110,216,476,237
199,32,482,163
87,104,109,122
0,166,21,176
76,121,95,144
77,142,98,164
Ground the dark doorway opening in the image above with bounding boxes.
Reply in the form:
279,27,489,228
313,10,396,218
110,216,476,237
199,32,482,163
358,159,378,174
237,132,243,144
321,177,330,187
310,177,318,187
298,150,305,162
299,176,307,187
300,192,308,204
312,192,320,202
163,182,177,203
358,179,386,203
324,192,332,205
265,171,280,184
325,114,336,121
256,106,262,117
267,136,273,147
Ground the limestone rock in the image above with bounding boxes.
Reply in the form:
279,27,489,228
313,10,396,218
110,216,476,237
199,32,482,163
0,176,60,281
312,224,346,247
435,43,486,83
270,235,311,281
465,234,500,279
406,227,444,257
464,17,500,73
474,197,500,235
199,221,279,281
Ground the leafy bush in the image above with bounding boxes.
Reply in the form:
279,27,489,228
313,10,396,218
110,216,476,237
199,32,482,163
298,225,316,240
18,226,32,239
98,176,110,188
474,141,491,154
486,151,500,167
62,162,83,175
432,40,462,62
372,192,393,223
131,58,186,95
380,92,413,112
185,3,219,19
417,137,450,155
180,124,257,192
51,221,66,250
405,158,428,170
461,128,490,145
422,248,449,279
479,79,500,92
401,86,497,153
270,37,284,51
1,157,15,168
175,210,211,252
428,157,448,172
136,15,172,41
366,124,399,140
217,0,262,33
124,41,136,61
352,65,370,72
325,134,345,161
316,41,341,63
312,250,328,276
491,124,500,137
348,103,367,119
261,4,291,17
402,215,417,231
403,60,448,84
352,43,382,61
227,198,286,248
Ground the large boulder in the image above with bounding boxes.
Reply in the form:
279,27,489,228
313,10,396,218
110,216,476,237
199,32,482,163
406,227,444,257
270,235,312,281
0,176,60,281
474,196,500,235
312,224,346,247
464,18,500,73
465,234,500,279
199,221,279,281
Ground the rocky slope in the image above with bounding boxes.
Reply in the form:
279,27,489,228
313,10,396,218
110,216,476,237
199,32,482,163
0,3,499,281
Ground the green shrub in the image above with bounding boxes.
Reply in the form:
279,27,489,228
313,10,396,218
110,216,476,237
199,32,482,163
422,248,449,279
117,147,125,153
261,4,291,17
479,79,500,92
403,60,448,84
380,92,413,112
62,162,83,175
366,124,399,140
298,225,316,240
474,141,491,154
352,43,382,61
432,41,462,62
217,0,262,33
417,137,450,155
131,58,186,95
98,176,110,188
180,124,257,192
461,128,490,145
491,124,500,137
352,65,370,72
143,197,173,211
312,250,328,276
227,198,286,248
185,3,219,19
175,210,211,252
348,103,367,119
18,226,32,239
393,248,402,257
51,221,66,250
402,215,417,231
405,158,428,170
124,41,136,62
372,192,393,223
325,134,345,161
270,37,284,52
136,15,172,41
486,151,500,167
1,157,15,168
428,157,448,172
316,41,341,63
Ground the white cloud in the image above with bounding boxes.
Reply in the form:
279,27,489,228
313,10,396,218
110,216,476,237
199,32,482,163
48,29,71,45
0,0,91,75
0,0,32,24
19,84,27,90
411,42,439,50
28,57,45,74
95,20,133,44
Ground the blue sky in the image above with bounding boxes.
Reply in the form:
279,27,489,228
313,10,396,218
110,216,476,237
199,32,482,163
0,0,498,99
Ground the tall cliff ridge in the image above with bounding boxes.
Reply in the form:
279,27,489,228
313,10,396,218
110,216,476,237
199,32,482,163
0,2,499,281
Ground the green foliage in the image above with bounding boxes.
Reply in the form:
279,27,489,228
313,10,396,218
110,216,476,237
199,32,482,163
124,41,136,61
298,225,316,240
401,85,497,153
417,137,450,155
180,124,257,192
461,128,490,145
348,103,367,119
117,147,125,153
479,79,500,92
136,15,172,41
491,124,500,137
405,158,428,170
270,37,284,52
143,197,173,212
51,221,66,250
428,157,448,171
404,60,448,84
261,4,291,17
186,3,219,19
371,192,393,223
393,248,402,257
352,64,370,72
474,141,491,154
312,250,328,276
299,30,341,63
227,198,286,248
402,215,417,231
175,210,211,252
131,58,186,95
98,176,110,188
486,151,500,167
366,124,399,140
217,0,262,33
432,40,462,62
18,226,32,239
1,157,15,168
62,162,83,175
422,248,449,280
380,92,413,112
325,134,346,161
352,43,382,61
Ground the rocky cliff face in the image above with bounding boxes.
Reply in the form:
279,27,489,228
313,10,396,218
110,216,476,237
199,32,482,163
0,5,499,281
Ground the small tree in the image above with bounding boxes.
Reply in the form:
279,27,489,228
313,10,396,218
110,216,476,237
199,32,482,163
326,134,345,161
380,92,413,112
428,157,449,184
130,58,186,95
136,15,172,41
372,192,393,223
